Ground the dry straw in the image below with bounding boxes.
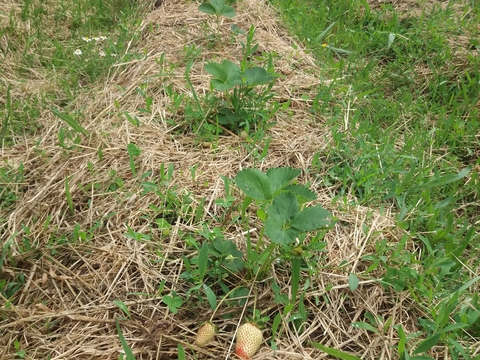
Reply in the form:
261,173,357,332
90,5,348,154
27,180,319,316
0,0,438,359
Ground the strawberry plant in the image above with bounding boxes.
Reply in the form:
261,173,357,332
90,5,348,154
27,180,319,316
203,26,278,135
169,25,279,141
234,167,332,286
198,0,236,39
183,168,331,357
204,60,276,133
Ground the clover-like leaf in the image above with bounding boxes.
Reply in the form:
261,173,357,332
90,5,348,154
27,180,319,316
212,238,243,258
231,24,245,35
127,142,141,157
349,274,360,292
205,60,242,90
217,107,240,125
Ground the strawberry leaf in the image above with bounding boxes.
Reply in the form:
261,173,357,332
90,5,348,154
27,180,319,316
243,66,274,86
235,168,272,200
219,4,236,18
198,3,216,15
267,192,299,222
283,184,317,202
264,192,301,244
266,167,301,193
205,60,242,91
291,205,331,231
264,217,299,245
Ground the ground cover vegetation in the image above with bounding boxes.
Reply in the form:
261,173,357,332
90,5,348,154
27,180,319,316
0,0,478,358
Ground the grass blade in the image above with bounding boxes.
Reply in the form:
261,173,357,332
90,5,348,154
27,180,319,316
315,22,335,43
65,176,74,214
312,342,362,360
113,300,131,319
413,333,441,354
51,107,87,135
198,241,209,282
291,256,300,304
177,343,185,360
115,319,136,360
415,167,471,189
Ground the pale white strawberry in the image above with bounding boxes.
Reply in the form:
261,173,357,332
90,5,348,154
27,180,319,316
235,322,263,359
195,322,216,347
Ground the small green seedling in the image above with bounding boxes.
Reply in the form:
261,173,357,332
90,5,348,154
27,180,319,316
204,59,275,131
127,142,141,176
163,292,183,314
199,0,236,38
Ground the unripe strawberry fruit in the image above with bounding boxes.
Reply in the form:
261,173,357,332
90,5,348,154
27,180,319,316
235,322,263,359
195,322,216,347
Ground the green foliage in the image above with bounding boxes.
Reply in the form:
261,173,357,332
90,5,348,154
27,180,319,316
234,167,331,317
14,340,26,359
127,142,141,176
204,56,277,132
165,25,278,140
113,300,131,319
0,164,25,211
177,343,186,360
205,60,243,90
198,0,236,19
178,168,330,329
116,319,136,360
264,192,330,245
235,167,331,245
181,227,245,286
0,271,25,299
348,273,359,291
270,0,479,357
312,342,362,360
52,108,88,135
162,292,183,314
198,0,236,40
64,176,74,214
2,0,479,358
0,88,42,146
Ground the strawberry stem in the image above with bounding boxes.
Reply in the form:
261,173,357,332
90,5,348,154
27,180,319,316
209,286,241,323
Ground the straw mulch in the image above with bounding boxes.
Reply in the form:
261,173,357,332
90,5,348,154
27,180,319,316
1,0,469,359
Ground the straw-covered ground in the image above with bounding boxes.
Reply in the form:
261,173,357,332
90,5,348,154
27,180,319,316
1,0,476,359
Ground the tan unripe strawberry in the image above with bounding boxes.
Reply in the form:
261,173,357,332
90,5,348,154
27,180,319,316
235,322,263,359
195,321,216,347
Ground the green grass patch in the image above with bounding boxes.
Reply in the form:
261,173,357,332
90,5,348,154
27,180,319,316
1,0,146,145
272,0,479,357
